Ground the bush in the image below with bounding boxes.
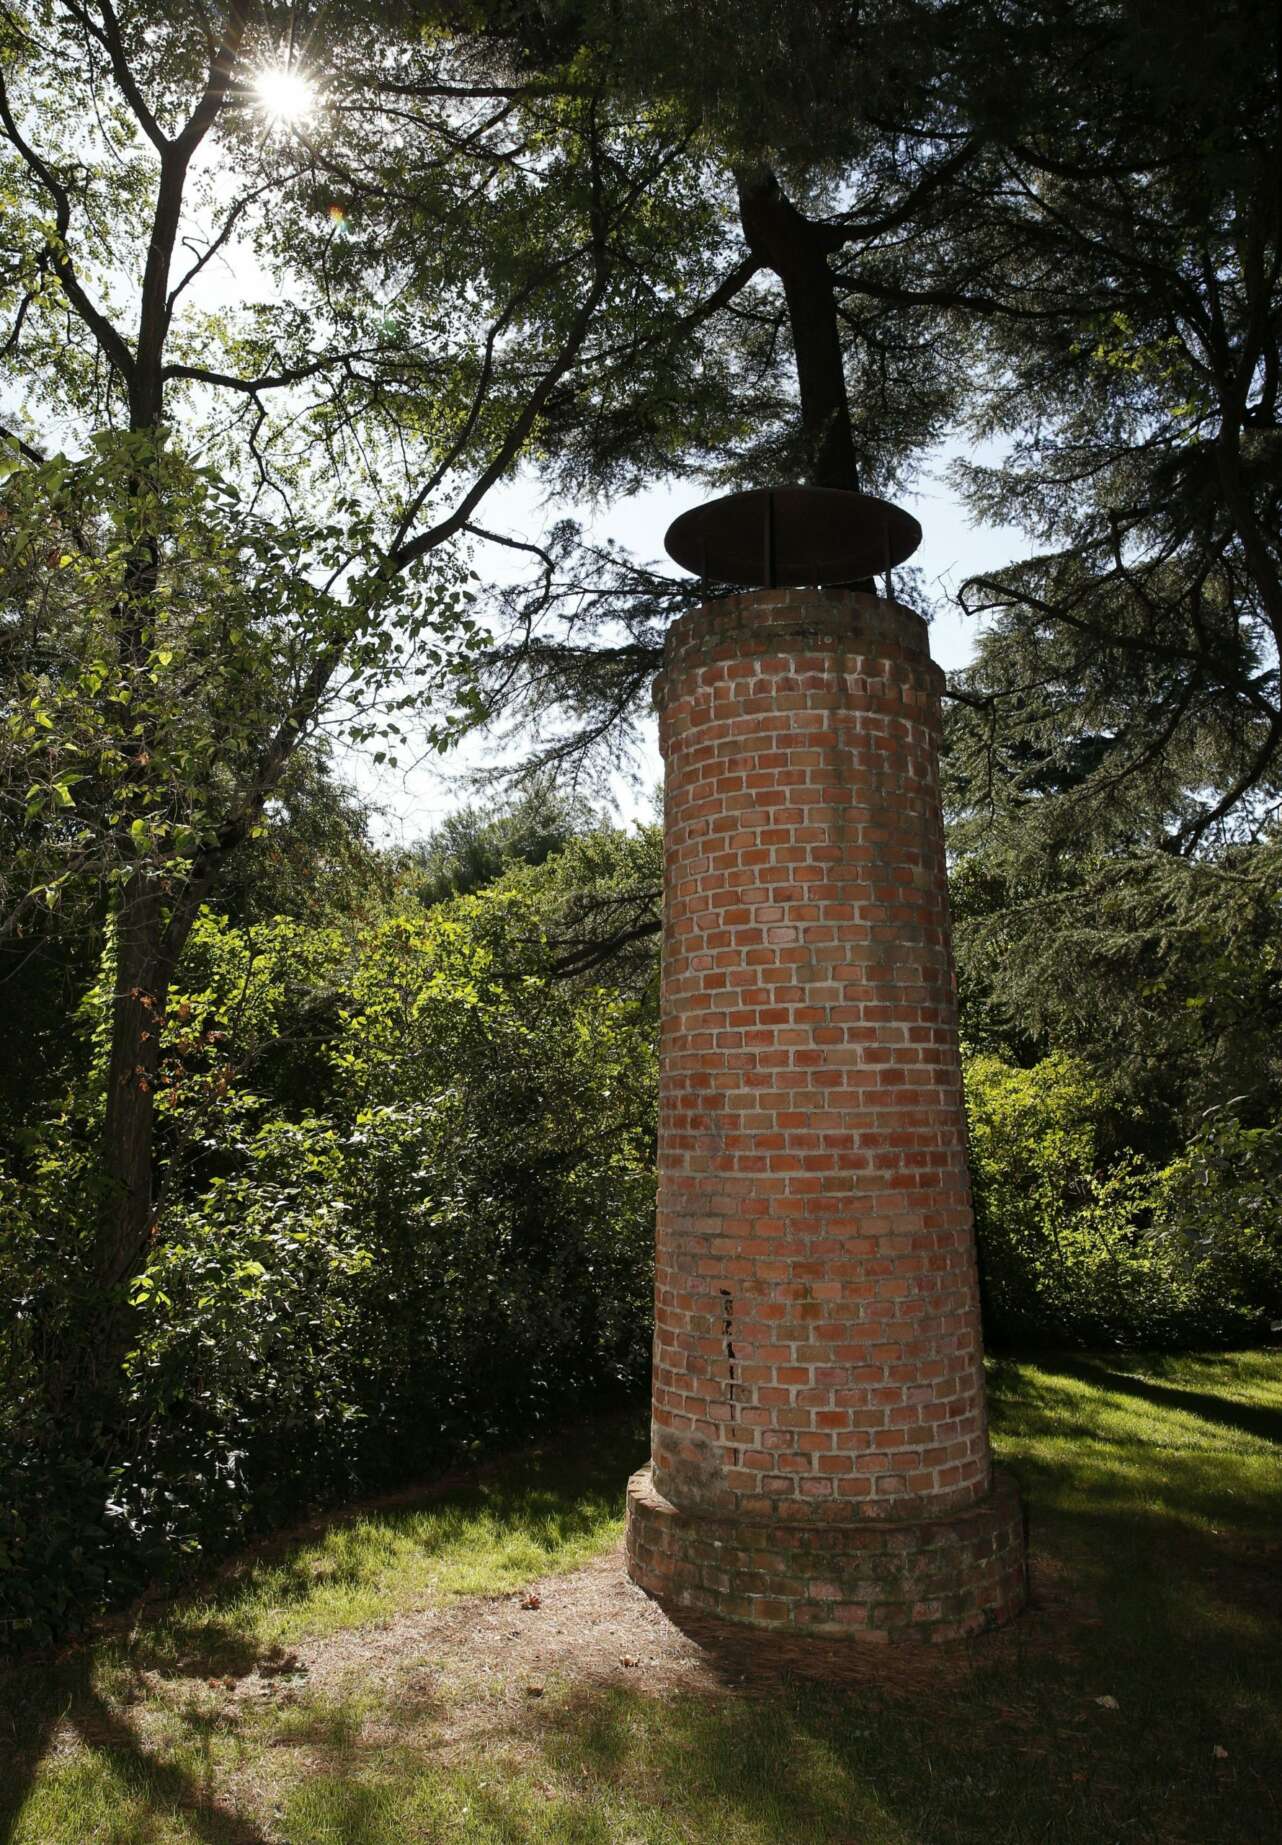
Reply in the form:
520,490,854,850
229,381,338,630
0,1140,152,1645
1153,1106,1282,1330
966,1052,1281,1347
1,888,656,1647
122,1119,372,1562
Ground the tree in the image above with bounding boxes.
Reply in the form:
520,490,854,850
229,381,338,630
0,0,741,1404
942,0,1282,854
924,0,1282,1167
473,0,989,497
427,0,1000,778
441,0,1282,849
403,780,594,907
951,839,1282,1153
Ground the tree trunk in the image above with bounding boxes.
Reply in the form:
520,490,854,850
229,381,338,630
87,873,189,1414
735,168,878,593
735,167,860,492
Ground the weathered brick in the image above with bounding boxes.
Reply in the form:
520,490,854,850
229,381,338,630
626,587,1027,1642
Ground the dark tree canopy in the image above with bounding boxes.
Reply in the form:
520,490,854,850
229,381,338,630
446,1,1282,856
942,0,1282,856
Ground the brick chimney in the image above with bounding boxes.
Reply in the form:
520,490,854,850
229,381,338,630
625,586,1026,1642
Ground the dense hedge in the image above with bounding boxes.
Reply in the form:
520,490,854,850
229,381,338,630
1,890,655,1646
966,1052,1282,1349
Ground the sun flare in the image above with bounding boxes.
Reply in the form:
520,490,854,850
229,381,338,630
253,65,315,123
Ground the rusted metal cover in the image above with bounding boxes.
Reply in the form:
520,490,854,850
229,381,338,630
664,485,921,587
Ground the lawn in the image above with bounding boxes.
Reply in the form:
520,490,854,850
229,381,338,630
1,1351,1279,1845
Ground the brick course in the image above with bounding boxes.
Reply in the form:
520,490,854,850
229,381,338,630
626,1463,1026,1643
625,585,1026,1641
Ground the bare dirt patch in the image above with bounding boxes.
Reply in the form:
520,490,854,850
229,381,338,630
29,1539,1092,1833
209,1542,1083,1726
1,1538,1118,1845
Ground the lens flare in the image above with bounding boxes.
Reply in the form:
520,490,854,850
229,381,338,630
253,66,314,123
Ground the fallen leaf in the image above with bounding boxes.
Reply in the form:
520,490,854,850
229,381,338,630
520,1592,542,1611
1094,1695,1119,1710
526,1682,544,1698
1213,1745,1229,1760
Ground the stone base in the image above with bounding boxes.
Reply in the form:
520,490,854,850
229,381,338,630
625,1464,1026,1645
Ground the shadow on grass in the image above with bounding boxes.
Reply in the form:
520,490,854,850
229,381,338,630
0,1647,271,1844
274,1682,917,1845
546,1356,1280,1842
4,1370,1279,1844
539,1682,913,1838
252,1351,1282,1845
0,1405,649,1845
514,1468,1281,1845
1047,1354,1282,1445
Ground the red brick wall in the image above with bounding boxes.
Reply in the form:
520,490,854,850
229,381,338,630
650,586,992,1527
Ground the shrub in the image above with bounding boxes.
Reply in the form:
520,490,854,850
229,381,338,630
1153,1106,1282,1330
966,1052,1280,1348
0,1140,150,1645
1,893,656,1646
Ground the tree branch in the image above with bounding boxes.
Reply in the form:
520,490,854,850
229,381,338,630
0,68,136,384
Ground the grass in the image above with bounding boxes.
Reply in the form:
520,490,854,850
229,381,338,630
2,1355,1280,1845
144,1441,630,1665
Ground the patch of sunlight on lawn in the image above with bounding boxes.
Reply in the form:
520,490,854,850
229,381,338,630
282,1696,918,1845
987,1353,1281,1455
987,1350,1282,1542
1101,1348,1282,1405
213,1505,616,1653
145,1422,643,1662
13,1753,213,1845
178,1502,619,1652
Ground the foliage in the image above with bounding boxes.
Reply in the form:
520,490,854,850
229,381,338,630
0,0,758,1422
1155,1104,1282,1330
214,746,393,930
951,841,1282,1155
0,840,656,1645
943,0,1282,852
478,819,663,1000
443,1,1282,832
965,1051,1281,1349
402,781,595,907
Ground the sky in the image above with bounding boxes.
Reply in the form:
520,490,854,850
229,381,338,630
0,53,1034,849
348,444,1029,844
